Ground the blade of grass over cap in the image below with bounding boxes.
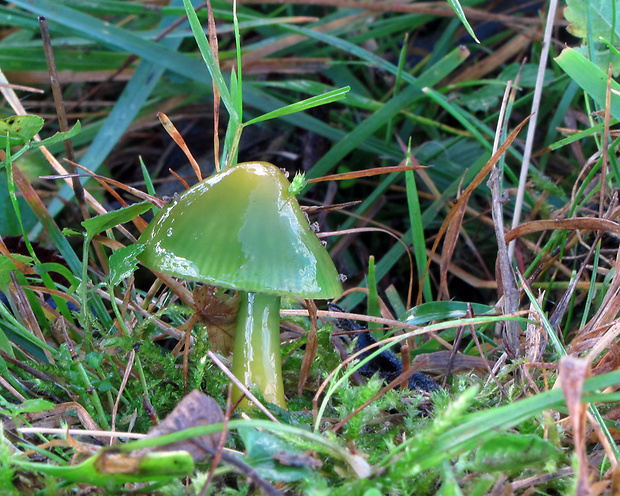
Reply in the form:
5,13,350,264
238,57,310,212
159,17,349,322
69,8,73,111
183,0,236,120
244,86,350,126
447,0,479,43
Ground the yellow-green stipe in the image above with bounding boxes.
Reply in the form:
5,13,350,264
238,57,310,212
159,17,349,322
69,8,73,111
232,292,285,408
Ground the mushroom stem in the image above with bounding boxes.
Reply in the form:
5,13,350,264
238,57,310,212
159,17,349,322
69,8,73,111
232,291,286,408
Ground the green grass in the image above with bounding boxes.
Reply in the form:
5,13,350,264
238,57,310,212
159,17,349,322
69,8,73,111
0,0,619,494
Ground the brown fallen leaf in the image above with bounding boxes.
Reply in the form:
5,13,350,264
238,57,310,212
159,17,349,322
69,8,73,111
133,390,225,462
298,300,318,397
194,285,239,356
133,391,283,495
411,350,493,373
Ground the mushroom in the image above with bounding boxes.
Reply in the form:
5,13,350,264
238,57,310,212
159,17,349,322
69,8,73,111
138,162,343,408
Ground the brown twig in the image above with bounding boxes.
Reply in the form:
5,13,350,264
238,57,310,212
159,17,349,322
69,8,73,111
38,16,87,221
110,348,135,445
199,384,233,496
206,0,221,172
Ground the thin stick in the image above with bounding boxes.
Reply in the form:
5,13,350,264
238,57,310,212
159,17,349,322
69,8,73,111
508,0,559,260
183,314,200,395
206,0,221,171
0,375,26,402
601,63,612,217
110,348,135,445
235,0,541,26
207,350,280,423
39,17,112,276
169,168,190,189
199,384,233,496
0,82,44,93
18,427,146,438
467,305,507,395
38,17,88,221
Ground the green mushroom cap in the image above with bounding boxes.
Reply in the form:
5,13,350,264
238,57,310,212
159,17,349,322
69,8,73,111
138,162,343,299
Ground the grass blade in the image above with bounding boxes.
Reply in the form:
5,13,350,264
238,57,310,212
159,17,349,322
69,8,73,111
446,0,479,43
555,47,620,120
244,86,350,126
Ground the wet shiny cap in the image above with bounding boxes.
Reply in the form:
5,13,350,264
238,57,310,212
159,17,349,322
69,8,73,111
138,162,343,299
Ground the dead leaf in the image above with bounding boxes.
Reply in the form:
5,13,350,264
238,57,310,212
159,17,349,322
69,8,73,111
411,350,493,373
525,291,547,365
438,198,465,300
158,113,202,181
133,390,225,462
560,356,591,496
306,164,428,184
298,300,318,397
611,463,620,495
194,285,239,356
240,57,330,75
505,217,620,243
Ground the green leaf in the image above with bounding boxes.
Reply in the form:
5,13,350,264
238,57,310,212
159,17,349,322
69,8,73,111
244,86,350,126
0,254,32,291
13,398,55,415
438,461,464,496
564,0,620,40
85,351,104,370
468,433,559,473
238,427,314,482
0,115,44,147
108,244,145,287
81,202,152,240
94,380,113,392
12,0,187,239
400,301,496,326
367,256,381,333
61,228,82,237
307,45,469,181
34,263,79,293
0,330,14,359
33,121,82,148
554,47,620,121
406,159,432,304
182,0,235,119
446,0,479,43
